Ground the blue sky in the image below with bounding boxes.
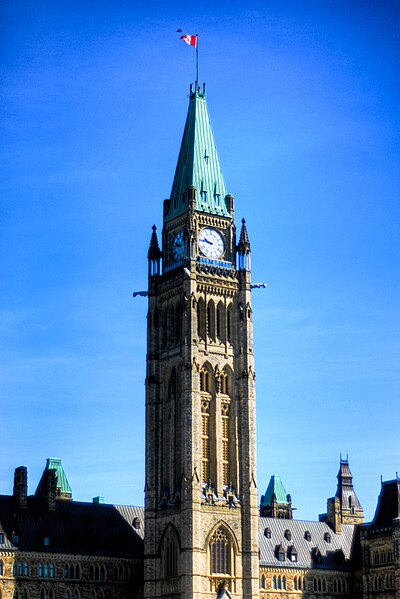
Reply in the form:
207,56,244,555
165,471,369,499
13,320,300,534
1,0,399,521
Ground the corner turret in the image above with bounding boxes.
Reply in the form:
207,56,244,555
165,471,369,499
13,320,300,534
260,474,293,519
320,457,364,532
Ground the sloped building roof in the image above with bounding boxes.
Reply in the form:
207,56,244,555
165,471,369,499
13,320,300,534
259,517,356,571
0,495,144,557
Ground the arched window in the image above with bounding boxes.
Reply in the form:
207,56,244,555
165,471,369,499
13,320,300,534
201,397,210,482
89,592,96,599
264,527,271,539
200,367,210,392
221,399,230,485
40,590,45,599
260,574,265,588
227,304,233,344
293,576,298,590
72,591,79,599
44,563,49,578
48,591,54,599
220,370,228,395
64,592,70,599
165,537,178,578
207,300,216,341
313,578,317,591
282,575,286,589
210,527,231,575
49,563,55,578
38,562,44,577
23,563,29,576
197,298,206,341
20,590,28,599
0,560,3,576
18,561,23,576
101,565,106,581
13,591,19,599
272,575,277,589
338,579,342,593
13,561,17,576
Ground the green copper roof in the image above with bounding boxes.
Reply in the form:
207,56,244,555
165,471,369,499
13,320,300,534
44,458,72,497
261,475,289,506
166,86,231,222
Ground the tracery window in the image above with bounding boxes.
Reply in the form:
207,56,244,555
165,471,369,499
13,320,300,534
210,527,231,575
221,400,230,484
201,398,210,482
164,536,178,578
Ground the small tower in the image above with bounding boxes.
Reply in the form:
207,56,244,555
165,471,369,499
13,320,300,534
320,457,364,532
35,458,73,502
260,475,293,519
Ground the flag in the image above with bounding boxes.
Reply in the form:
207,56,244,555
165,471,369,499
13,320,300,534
180,34,197,48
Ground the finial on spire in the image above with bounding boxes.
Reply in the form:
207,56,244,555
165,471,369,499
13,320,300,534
237,218,251,271
148,225,161,277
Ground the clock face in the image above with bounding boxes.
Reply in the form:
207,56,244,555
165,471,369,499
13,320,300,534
198,228,225,259
171,230,184,261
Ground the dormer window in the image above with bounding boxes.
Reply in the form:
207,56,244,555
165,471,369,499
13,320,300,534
133,517,140,529
313,548,322,564
0,533,4,544
324,532,331,543
288,546,298,562
264,527,271,539
276,544,285,562
215,193,220,206
12,532,19,544
44,537,50,546
284,529,292,541
305,531,311,541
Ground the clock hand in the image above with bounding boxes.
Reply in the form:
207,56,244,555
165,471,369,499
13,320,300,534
199,237,213,245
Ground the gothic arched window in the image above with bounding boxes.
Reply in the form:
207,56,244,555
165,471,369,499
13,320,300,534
210,527,231,575
207,300,216,341
197,298,206,341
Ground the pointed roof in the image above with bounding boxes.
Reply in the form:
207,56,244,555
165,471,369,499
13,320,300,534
238,218,251,253
148,225,161,259
36,458,72,500
336,458,363,511
166,85,231,222
261,475,289,506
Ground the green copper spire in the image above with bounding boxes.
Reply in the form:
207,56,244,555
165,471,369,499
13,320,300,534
35,458,73,500
166,84,231,222
261,475,289,507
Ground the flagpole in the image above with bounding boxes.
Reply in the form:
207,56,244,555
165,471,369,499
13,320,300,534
196,35,199,88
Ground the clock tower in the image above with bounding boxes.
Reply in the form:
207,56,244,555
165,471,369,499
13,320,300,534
144,83,260,599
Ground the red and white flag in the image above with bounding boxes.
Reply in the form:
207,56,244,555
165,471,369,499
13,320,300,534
180,34,197,48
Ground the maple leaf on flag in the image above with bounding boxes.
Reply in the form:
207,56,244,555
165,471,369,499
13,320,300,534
180,34,197,48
